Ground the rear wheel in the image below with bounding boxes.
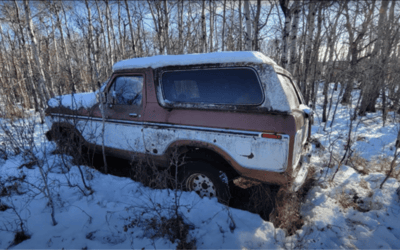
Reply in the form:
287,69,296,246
180,161,230,204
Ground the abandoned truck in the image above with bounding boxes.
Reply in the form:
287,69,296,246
45,51,313,202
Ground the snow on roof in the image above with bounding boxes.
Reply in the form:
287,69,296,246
112,51,277,71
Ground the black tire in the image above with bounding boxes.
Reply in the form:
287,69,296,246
179,161,230,204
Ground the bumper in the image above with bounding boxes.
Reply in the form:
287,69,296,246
292,142,312,192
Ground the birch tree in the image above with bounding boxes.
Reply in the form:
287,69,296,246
302,0,316,103
124,0,137,58
279,0,291,69
23,0,51,104
201,0,207,53
288,0,300,73
244,0,252,51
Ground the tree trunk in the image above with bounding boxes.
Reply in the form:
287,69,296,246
302,1,316,104
310,2,323,108
147,0,164,54
280,0,291,69
103,0,114,67
85,0,96,90
201,0,207,53
244,0,252,51
253,0,261,51
209,0,214,52
238,0,242,51
124,0,137,58
23,0,50,105
117,1,125,58
358,0,389,115
106,0,118,63
222,0,227,51
341,0,376,105
13,1,38,110
163,0,170,54
288,1,300,73
95,1,110,76
177,0,184,54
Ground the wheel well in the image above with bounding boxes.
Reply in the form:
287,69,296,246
176,146,240,180
50,123,83,144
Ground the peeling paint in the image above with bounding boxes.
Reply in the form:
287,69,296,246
241,153,254,159
143,126,289,172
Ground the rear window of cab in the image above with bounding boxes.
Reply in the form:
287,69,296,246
161,68,263,105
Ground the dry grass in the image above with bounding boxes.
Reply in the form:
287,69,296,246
1,106,25,120
10,231,31,247
347,153,400,180
125,153,196,249
229,167,317,235
247,183,277,221
270,187,303,235
347,152,369,175
124,214,196,250
336,189,371,213
359,178,369,189
336,190,357,210
270,167,316,235
130,157,175,190
0,201,10,211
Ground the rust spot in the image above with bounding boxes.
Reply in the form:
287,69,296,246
241,152,254,159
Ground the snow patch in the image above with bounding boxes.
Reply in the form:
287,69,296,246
48,92,98,110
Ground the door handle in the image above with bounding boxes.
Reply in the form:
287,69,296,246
129,113,140,118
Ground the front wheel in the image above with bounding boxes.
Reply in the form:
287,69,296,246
179,161,230,204
54,127,84,157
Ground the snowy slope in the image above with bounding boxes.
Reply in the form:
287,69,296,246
1,83,400,249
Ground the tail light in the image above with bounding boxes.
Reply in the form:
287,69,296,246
261,133,282,140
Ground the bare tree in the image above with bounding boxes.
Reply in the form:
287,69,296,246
124,0,137,58
279,0,291,68
201,0,207,53
341,0,376,105
244,0,252,51
23,0,51,104
288,0,301,74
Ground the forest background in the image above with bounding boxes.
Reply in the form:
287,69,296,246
0,0,399,122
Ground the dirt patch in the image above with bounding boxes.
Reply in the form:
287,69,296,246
9,231,31,247
0,202,10,211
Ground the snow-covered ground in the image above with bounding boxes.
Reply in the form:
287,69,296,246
0,84,399,249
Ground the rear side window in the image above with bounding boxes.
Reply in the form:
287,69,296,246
161,68,263,105
277,75,300,108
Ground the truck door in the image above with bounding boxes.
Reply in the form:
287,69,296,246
102,74,146,152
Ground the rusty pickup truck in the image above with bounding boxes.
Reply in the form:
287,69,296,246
45,51,312,202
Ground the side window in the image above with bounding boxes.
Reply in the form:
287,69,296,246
109,76,143,105
277,75,300,108
162,68,263,105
